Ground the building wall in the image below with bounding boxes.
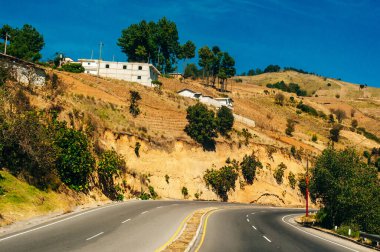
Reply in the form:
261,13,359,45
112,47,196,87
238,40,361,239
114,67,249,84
80,60,158,87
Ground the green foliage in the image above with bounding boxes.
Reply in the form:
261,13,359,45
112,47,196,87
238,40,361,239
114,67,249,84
240,153,262,184
204,165,238,201
54,123,95,191
336,225,360,238
356,127,380,144
296,102,318,117
181,186,188,198
329,114,335,123
61,63,84,73
134,142,141,157
298,174,307,197
179,40,196,61
117,17,180,73
139,191,151,200
129,90,141,117
285,118,296,136
290,146,296,157
240,128,252,146
329,124,343,142
98,150,125,199
184,63,200,79
216,106,234,136
331,109,346,123
311,134,318,142
288,171,296,189
149,185,158,199
1,24,44,62
267,81,307,96
184,103,217,150
310,147,380,234
0,63,11,86
264,64,281,73
274,93,285,106
274,162,287,184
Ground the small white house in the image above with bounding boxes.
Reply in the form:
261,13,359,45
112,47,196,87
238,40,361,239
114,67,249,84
177,89,202,99
78,59,160,87
177,88,233,109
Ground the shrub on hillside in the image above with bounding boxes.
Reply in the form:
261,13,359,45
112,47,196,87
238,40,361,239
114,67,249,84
129,91,141,117
54,122,95,191
274,93,285,106
61,63,84,73
184,103,217,150
329,124,343,142
274,162,287,184
204,165,238,201
267,81,307,96
240,153,263,184
288,171,296,189
216,106,234,136
296,102,318,117
285,118,296,136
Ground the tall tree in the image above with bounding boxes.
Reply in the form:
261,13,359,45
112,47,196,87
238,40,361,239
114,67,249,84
210,46,223,86
179,40,196,67
198,46,213,85
117,17,180,73
218,52,236,91
0,24,44,62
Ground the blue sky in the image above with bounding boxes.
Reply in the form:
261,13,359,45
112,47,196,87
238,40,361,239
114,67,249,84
1,0,380,86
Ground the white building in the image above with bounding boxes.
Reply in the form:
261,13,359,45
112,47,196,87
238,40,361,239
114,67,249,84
78,59,160,87
177,89,233,109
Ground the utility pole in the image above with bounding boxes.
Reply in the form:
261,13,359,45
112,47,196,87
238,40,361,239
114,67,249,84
306,154,309,217
97,42,103,77
4,32,9,54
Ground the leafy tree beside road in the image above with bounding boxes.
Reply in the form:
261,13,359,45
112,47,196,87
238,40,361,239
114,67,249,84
310,147,380,234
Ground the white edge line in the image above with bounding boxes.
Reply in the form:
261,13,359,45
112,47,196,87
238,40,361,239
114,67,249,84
121,218,131,224
252,225,257,230
156,206,163,209
0,202,126,242
86,232,104,241
281,214,359,252
141,211,148,215
263,235,271,242
247,218,250,222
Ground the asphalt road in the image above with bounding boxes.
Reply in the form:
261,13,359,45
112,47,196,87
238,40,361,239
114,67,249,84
0,200,231,252
198,208,373,252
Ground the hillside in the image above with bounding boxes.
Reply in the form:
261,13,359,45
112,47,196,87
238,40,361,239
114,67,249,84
1,69,380,226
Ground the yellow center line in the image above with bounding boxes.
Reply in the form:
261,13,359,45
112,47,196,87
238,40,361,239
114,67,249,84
154,212,193,252
194,209,221,252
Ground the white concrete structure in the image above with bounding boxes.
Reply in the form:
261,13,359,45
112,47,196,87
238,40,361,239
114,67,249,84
177,88,233,109
0,53,46,86
78,59,160,87
177,89,202,99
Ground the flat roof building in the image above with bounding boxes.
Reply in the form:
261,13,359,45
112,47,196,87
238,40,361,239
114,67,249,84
78,59,160,87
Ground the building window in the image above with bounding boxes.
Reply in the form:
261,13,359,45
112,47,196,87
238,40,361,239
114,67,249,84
123,65,127,69
138,66,142,70
105,64,110,68
137,76,141,80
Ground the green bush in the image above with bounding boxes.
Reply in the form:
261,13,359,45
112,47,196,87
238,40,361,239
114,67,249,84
240,153,262,184
181,186,188,198
139,191,151,200
357,127,380,144
274,162,287,184
310,147,380,234
54,124,95,191
216,106,234,136
266,81,307,96
204,165,238,201
336,225,360,238
288,171,296,189
184,103,217,150
311,134,318,142
98,149,125,199
149,185,158,199
285,119,296,136
134,142,141,157
297,102,318,117
129,91,141,117
61,63,84,73
329,124,343,142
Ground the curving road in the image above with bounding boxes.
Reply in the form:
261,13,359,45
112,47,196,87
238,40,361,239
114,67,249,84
197,208,373,252
0,201,372,252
